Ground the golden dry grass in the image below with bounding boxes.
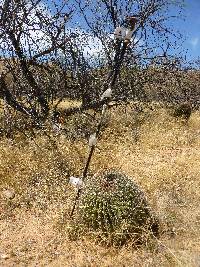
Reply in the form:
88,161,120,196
0,101,200,266
52,99,82,111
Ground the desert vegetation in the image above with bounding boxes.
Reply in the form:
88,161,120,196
0,0,200,266
1,104,200,266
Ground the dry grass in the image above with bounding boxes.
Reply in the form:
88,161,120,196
53,99,82,110
0,101,200,266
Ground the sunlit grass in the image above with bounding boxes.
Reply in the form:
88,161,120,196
0,102,200,266
53,98,82,110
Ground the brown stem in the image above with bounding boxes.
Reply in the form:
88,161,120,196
70,19,137,217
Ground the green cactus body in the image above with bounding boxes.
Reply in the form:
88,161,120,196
76,171,159,245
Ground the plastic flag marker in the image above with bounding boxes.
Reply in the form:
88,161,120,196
69,177,84,189
125,29,134,41
100,87,112,101
114,26,126,40
89,133,97,146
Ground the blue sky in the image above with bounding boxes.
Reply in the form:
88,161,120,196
176,0,200,60
3,0,199,63
66,0,200,62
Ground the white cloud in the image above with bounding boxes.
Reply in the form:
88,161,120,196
68,28,104,58
0,2,51,56
83,35,104,57
20,3,52,54
1,3,104,61
190,37,199,49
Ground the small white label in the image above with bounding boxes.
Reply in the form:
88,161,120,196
69,177,84,189
89,133,97,146
100,87,112,101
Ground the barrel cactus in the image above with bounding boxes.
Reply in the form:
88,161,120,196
75,170,159,246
